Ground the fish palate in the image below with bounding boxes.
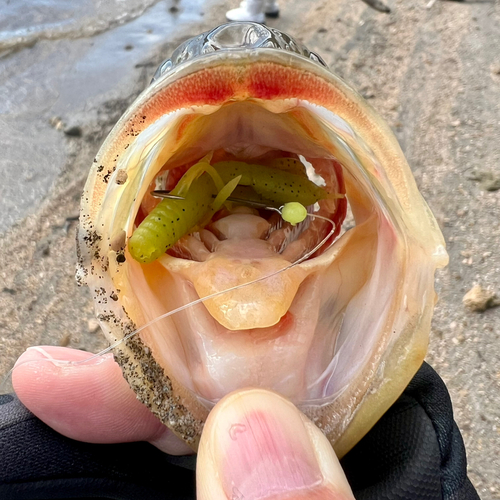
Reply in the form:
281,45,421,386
77,22,448,456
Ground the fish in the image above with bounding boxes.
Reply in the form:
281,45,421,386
76,22,448,457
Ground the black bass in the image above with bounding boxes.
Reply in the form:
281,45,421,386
77,22,448,456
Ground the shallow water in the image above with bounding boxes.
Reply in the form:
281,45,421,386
0,0,161,53
0,0,217,233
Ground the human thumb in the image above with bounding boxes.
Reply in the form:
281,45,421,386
197,388,355,500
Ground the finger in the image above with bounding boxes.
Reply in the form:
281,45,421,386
197,388,355,500
12,346,192,455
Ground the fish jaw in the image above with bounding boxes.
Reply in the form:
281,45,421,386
77,23,448,454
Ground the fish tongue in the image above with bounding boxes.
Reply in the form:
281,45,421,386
180,249,308,330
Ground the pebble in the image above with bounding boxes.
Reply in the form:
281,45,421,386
467,170,500,191
64,125,83,137
59,333,71,347
49,116,65,130
115,169,128,185
491,63,500,76
87,319,100,333
463,285,500,312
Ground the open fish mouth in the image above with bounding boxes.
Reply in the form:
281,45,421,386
77,23,448,455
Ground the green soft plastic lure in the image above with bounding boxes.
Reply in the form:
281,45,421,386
213,161,328,207
129,158,332,263
128,168,217,263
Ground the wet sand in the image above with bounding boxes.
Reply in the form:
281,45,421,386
0,0,499,497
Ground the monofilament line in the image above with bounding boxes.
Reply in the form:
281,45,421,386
74,210,336,365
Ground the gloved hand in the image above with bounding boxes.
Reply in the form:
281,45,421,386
340,362,479,500
0,346,479,500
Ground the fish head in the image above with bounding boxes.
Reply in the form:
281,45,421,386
77,22,448,456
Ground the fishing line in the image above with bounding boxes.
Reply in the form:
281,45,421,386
2,209,335,388
76,209,335,363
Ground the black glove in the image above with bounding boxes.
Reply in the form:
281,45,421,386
0,362,479,500
341,362,479,500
